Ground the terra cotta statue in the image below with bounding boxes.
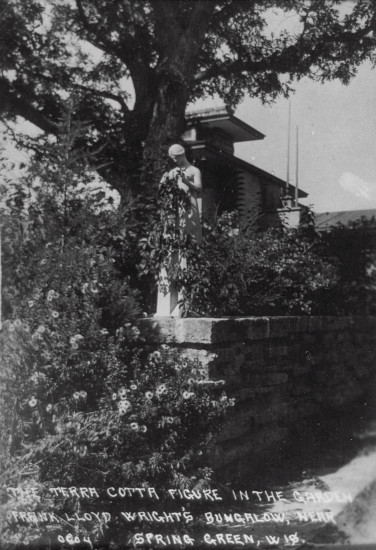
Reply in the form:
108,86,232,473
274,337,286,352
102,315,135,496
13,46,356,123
155,144,202,316
167,143,202,243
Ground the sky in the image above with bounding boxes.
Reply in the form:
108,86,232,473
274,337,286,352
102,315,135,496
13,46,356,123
191,1,376,214
234,61,376,214
230,1,376,215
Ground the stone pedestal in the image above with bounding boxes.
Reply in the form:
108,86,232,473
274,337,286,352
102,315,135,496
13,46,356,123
155,253,187,317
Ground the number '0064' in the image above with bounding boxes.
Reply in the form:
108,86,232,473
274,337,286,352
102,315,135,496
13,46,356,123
58,534,92,547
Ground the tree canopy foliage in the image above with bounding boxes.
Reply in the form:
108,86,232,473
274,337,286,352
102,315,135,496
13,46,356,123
1,0,376,191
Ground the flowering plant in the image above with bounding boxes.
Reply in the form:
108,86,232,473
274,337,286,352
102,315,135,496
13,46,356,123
0,317,230,547
0,105,231,548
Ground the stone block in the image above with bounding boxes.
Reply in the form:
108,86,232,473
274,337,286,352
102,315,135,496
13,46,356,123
212,425,289,468
138,317,215,344
303,333,316,344
269,317,298,337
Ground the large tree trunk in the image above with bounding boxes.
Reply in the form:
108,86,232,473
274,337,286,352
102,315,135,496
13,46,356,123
140,1,215,190
140,81,189,190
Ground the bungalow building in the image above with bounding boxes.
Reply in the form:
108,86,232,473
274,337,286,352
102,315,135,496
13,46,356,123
182,104,307,228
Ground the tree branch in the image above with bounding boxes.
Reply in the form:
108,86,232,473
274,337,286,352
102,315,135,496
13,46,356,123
75,0,131,63
168,1,216,75
0,78,60,134
212,0,254,24
72,84,131,113
152,0,182,47
29,69,131,113
75,0,154,114
194,15,376,84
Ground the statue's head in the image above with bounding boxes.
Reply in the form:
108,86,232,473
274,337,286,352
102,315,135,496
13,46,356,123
168,143,186,167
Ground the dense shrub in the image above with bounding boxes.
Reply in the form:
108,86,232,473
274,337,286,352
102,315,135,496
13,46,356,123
191,213,342,316
141,183,339,316
0,320,230,548
311,217,376,315
0,112,230,548
141,181,376,316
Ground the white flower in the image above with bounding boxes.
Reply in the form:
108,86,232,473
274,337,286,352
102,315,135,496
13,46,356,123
47,290,55,302
182,391,194,400
28,397,37,408
82,282,89,294
28,300,35,308
79,391,87,401
130,384,137,391
46,404,53,413
77,445,87,457
140,425,147,433
156,384,167,396
130,422,139,431
100,329,109,336
70,334,84,348
30,372,42,384
90,281,99,294
73,392,81,401
118,388,127,398
118,401,131,415
145,391,153,400
112,393,117,401
152,351,161,362
51,311,59,319
130,326,140,339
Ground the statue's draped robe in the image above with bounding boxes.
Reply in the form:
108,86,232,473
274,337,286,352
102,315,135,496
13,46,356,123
156,168,202,316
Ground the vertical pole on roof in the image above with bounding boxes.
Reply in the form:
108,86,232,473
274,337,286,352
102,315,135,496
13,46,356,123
286,102,291,196
295,125,299,207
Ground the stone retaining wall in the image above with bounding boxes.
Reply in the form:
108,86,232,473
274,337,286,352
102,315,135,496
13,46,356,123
138,316,376,471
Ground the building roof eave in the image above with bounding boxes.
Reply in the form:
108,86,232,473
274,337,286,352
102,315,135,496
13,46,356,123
185,106,265,143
